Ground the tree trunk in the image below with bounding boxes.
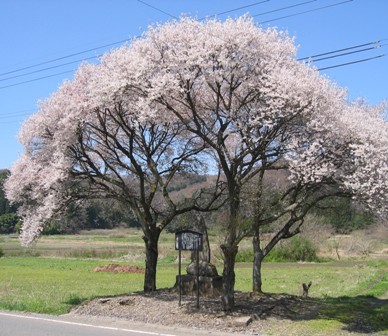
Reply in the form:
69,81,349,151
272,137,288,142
252,233,264,293
220,181,240,311
251,217,297,293
143,230,160,292
221,244,238,311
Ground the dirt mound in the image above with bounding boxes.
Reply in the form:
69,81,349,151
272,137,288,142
92,264,145,274
71,290,386,335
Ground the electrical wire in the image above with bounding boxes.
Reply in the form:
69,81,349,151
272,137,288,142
306,45,382,63
298,40,383,60
252,0,317,18
0,69,75,90
0,55,100,83
0,113,32,120
317,54,385,71
259,0,353,24
0,0,383,92
201,0,270,19
0,0,281,84
0,0,351,86
138,0,272,21
0,110,35,124
137,0,178,19
0,108,36,117
0,39,129,77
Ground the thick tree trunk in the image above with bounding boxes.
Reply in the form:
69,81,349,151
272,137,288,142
220,181,240,311
143,230,160,292
221,244,238,311
252,234,264,294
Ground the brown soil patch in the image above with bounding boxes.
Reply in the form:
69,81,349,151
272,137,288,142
71,289,388,335
92,264,145,274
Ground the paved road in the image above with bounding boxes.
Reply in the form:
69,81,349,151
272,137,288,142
0,311,174,336
0,311,240,336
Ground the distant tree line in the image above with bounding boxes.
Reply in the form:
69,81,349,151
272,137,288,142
1,168,374,235
0,170,19,234
0,169,139,234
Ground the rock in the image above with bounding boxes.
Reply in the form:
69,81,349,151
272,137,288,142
174,274,223,297
119,298,134,305
186,261,219,277
99,298,111,303
233,316,253,327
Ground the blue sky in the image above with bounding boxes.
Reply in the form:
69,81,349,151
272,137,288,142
0,0,387,169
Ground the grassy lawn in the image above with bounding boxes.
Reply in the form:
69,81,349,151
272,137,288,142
0,257,386,312
0,230,387,334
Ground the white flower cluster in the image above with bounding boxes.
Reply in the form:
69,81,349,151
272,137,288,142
5,16,387,245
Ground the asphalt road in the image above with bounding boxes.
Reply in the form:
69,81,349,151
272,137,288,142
0,311,237,336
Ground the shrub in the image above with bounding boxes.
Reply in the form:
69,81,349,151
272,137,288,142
235,249,254,263
0,247,4,257
0,213,20,234
266,236,319,262
42,220,61,235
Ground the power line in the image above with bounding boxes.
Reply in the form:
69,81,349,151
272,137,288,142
0,69,75,90
0,110,34,124
0,39,129,78
259,0,353,24
201,0,270,19
0,0,352,88
298,40,383,60
0,112,32,120
252,0,318,18
306,45,382,63
0,0,382,92
138,0,272,21
0,119,29,124
137,0,178,19
0,0,292,85
317,54,385,71
2,1,270,83
0,108,36,116
5,39,381,86
0,42,383,92
0,110,35,117
0,55,100,83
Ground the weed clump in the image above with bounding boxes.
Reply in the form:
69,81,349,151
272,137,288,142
64,293,83,305
267,237,319,262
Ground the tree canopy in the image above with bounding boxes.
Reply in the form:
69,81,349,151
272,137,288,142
5,16,388,310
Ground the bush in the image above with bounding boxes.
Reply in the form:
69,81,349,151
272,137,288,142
235,249,254,263
42,221,61,235
64,293,83,305
0,213,20,234
266,236,319,262
0,247,3,257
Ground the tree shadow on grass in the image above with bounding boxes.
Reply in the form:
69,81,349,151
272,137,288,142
144,290,388,334
231,293,388,334
317,295,388,334
74,288,388,334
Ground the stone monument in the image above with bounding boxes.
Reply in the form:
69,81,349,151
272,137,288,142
175,215,222,298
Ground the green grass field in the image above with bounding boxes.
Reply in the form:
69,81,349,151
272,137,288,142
0,229,387,334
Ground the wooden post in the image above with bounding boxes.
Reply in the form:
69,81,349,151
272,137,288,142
179,249,182,306
302,281,312,298
196,248,199,309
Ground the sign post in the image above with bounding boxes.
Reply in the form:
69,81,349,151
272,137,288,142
175,229,203,309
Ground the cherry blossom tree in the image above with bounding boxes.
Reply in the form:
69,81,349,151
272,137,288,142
5,16,387,310
113,16,388,310
5,45,224,293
